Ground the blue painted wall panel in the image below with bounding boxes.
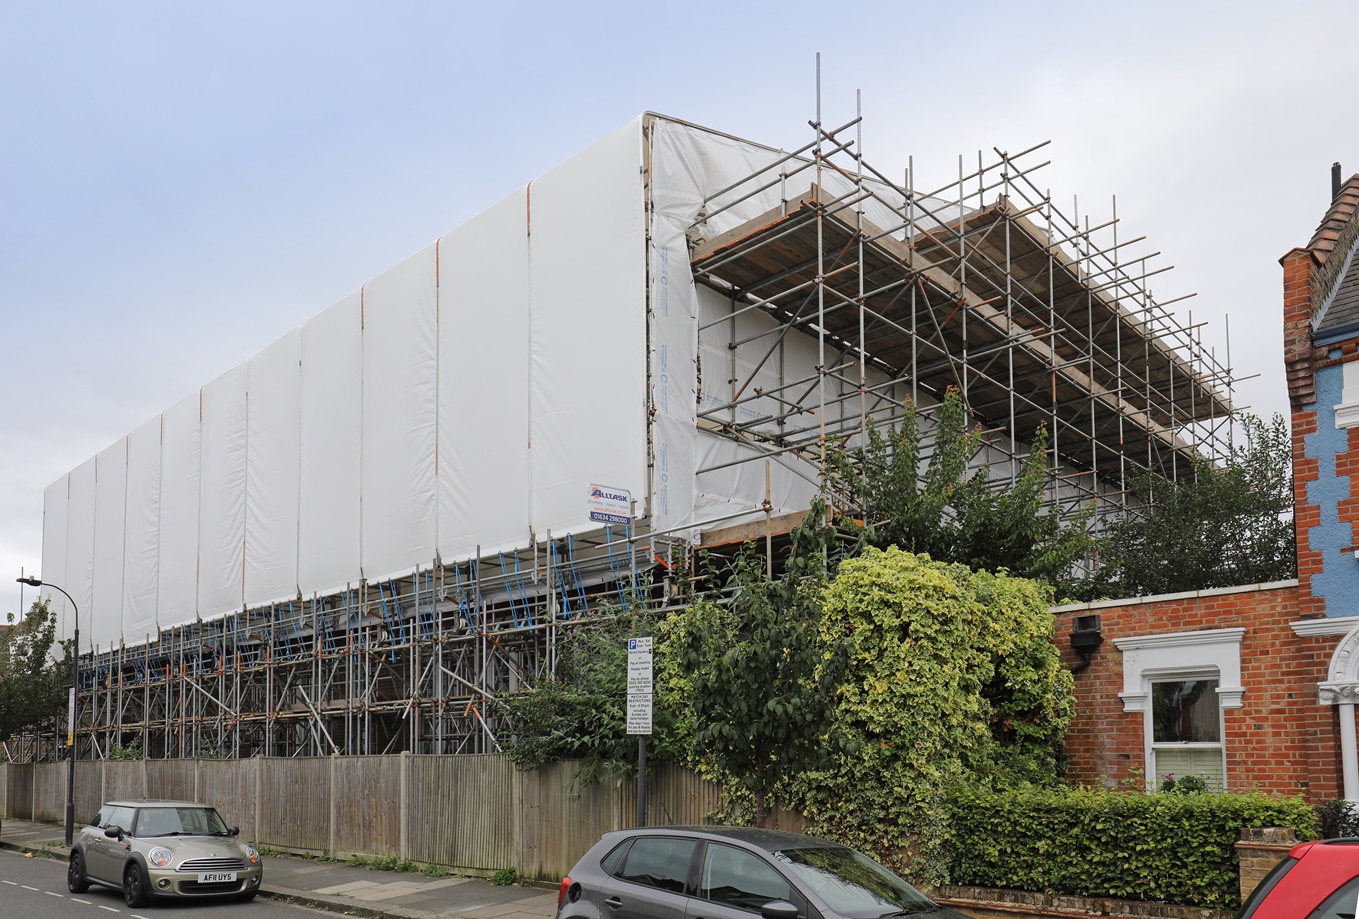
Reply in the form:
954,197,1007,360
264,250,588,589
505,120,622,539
1305,363,1359,615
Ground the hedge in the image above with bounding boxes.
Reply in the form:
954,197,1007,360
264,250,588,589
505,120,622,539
945,786,1320,910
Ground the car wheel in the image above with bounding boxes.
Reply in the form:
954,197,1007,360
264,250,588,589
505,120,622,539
123,862,150,908
237,891,258,902
67,852,90,893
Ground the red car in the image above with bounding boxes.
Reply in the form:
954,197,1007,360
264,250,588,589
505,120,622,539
1238,839,1359,918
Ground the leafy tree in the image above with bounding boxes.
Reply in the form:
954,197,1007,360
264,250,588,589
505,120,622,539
661,500,848,826
1104,413,1295,595
494,608,685,787
803,547,1073,882
828,390,979,561
828,389,1093,594
952,425,1094,596
0,599,70,745
108,739,144,761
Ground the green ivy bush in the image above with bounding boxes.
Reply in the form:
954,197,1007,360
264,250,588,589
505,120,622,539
801,547,1073,883
945,785,1320,910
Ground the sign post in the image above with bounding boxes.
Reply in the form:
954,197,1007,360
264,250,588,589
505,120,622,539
627,636,653,826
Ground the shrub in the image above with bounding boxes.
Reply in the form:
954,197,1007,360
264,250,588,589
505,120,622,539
496,607,686,789
108,740,143,761
945,785,1320,910
1161,773,1209,794
1317,798,1359,838
802,548,1073,883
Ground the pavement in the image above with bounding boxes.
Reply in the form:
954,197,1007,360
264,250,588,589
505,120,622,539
0,815,560,919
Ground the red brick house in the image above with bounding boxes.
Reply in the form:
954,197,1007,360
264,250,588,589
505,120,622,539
1057,166,1359,802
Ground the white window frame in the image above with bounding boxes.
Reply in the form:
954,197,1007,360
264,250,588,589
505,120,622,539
1113,627,1245,790
1145,670,1227,790
1336,361,1359,429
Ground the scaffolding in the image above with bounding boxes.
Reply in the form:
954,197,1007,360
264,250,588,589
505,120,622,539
683,87,1232,540
55,527,673,761
12,82,1237,764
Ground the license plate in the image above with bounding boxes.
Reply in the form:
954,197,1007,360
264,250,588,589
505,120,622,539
198,871,237,883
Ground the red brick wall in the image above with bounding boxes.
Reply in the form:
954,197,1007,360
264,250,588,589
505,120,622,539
1283,244,1324,616
1054,584,1346,799
1282,247,1317,411
1293,408,1325,617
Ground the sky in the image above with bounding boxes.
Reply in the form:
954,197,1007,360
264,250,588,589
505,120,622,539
4,0,1358,617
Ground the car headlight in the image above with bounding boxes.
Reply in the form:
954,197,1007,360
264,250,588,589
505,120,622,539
147,847,173,868
244,844,259,865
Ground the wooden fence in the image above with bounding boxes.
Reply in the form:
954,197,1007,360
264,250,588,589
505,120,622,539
0,755,728,880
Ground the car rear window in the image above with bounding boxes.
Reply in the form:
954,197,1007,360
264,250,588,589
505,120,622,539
616,837,697,894
1308,874,1359,919
600,839,630,875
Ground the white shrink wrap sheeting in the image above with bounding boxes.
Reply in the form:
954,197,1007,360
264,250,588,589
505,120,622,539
299,292,362,596
65,456,97,639
697,293,789,436
649,119,792,238
693,284,822,523
438,189,530,561
693,431,819,523
157,391,201,624
529,117,647,536
122,415,161,643
246,329,301,606
199,364,247,619
40,476,69,638
648,119,804,539
43,114,905,635
361,243,438,582
92,440,127,651
647,126,699,543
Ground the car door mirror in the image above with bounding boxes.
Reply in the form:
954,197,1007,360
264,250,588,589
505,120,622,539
761,901,800,919
228,826,240,837
103,826,123,840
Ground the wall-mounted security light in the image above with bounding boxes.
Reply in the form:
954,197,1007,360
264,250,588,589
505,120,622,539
1070,614,1104,673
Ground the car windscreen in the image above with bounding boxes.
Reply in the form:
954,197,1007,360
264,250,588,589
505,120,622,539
133,806,230,837
774,846,935,918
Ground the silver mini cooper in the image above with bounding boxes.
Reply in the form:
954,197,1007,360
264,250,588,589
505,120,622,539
68,799,264,906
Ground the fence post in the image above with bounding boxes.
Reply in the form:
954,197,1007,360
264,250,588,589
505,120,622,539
513,761,524,877
399,751,410,861
329,754,338,859
254,757,262,847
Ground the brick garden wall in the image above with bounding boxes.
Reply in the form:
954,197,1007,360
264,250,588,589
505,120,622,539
1053,583,1345,799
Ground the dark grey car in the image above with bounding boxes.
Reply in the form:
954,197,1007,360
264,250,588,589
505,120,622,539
555,826,969,919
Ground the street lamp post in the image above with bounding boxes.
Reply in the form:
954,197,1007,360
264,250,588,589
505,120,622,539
16,576,78,846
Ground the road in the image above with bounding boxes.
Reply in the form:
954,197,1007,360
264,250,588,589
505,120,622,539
0,849,313,918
